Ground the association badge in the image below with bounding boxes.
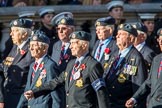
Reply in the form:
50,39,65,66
117,73,126,83
75,78,83,87
35,78,42,87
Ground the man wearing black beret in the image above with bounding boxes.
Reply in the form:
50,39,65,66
23,31,110,108
103,23,147,108
17,30,63,108
92,16,118,68
125,27,162,108
133,22,156,73
0,18,34,108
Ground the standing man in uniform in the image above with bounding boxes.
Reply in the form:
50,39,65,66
39,7,58,56
0,19,34,108
106,0,125,38
23,31,110,108
17,30,62,108
91,16,118,67
125,28,162,108
104,23,147,108
51,12,75,73
157,28,162,52
133,22,156,72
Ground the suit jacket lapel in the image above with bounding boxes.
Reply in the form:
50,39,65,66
67,55,90,91
66,60,75,91
12,42,29,64
100,40,113,64
30,55,49,89
91,40,99,56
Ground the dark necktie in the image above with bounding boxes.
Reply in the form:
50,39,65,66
96,43,104,61
158,60,162,78
59,44,65,64
107,55,120,79
70,61,80,82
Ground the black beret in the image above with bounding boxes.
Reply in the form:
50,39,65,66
118,23,138,37
132,22,147,33
10,19,33,28
157,28,162,36
31,30,50,45
51,12,74,26
69,31,91,41
95,17,115,27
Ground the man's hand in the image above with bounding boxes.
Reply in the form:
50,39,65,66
24,90,34,100
0,102,4,108
125,98,135,108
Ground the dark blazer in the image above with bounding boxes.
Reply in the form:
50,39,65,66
32,54,110,108
17,55,62,108
139,45,156,72
91,39,118,66
133,53,162,108
51,40,75,73
2,41,34,108
104,46,147,108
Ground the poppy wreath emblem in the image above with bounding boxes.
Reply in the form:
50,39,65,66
20,50,26,55
104,48,111,61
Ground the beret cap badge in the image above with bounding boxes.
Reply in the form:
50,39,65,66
13,21,18,26
71,34,76,39
96,21,101,26
32,36,38,41
60,19,66,24
132,24,137,29
119,24,124,29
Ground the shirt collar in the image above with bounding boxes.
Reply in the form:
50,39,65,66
135,41,145,51
18,39,29,49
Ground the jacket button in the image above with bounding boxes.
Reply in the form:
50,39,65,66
112,86,115,88
109,94,112,97
13,70,16,72
66,105,69,107
66,93,69,96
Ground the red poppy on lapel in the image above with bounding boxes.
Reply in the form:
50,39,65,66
20,50,26,55
104,48,111,54
79,64,86,70
104,48,111,61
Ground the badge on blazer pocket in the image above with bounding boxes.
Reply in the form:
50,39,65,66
117,73,126,83
75,78,83,87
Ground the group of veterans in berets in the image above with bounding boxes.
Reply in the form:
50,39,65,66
0,0,162,108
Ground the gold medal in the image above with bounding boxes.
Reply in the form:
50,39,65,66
118,73,126,83
75,78,83,87
35,77,42,87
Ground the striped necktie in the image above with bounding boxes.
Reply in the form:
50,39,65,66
70,61,80,82
96,43,104,61
59,44,65,64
